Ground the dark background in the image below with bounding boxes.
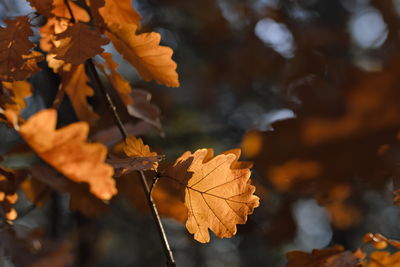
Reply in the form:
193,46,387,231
2,0,400,266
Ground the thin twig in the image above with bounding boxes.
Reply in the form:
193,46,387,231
85,60,175,266
61,1,176,264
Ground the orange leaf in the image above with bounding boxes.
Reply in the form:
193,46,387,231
1,81,32,114
122,135,159,170
18,109,116,200
60,64,99,123
365,251,400,267
97,52,133,105
29,165,109,217
0,16,43,81
167,148,259,243
286,245,361,267
106,24,179,87
99,0,141,27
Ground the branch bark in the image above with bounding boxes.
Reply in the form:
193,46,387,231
63,1,176,266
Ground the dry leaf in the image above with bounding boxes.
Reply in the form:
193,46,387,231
60,64,99,123
127,89,162,132
97,52,133,105
106,135,161,174
52,23,109,66
167,148,259,243
107,155,163,176
364,251,400,267
1,81,32,114
29,165,109,217
0,16,43,81
18,109,116,200
286,245,361,267
99,0,141,27
363,233,400,250
107,23,179,87
123,136,156,158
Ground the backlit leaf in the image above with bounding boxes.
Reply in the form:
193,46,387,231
18,109,116,200
60,64,99,123
167,148,259,243
99,0,141,27
107,23,179,87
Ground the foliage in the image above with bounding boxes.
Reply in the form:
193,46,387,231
1,0,400,266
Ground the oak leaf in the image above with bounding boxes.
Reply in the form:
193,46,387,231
0,16,43,81
107,155,162,176
167,148,259,243
112,135,160,172
127,89,163,132
365,251,400,267
18,109,116,200
60,64,99,123
286,245,361,267
106,23,179,87
52,23,109,66
97,52,133,105
1,81,32,115
28,165,109,217
124,136,156,158
99,0,141,27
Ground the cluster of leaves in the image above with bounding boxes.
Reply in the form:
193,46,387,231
0,0,260,265
287,233,400,267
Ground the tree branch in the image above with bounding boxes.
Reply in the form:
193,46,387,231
62,1,176,265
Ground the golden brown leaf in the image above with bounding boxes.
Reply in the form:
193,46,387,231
52,23,109,66
97,52,133,105
286,245,361,267
167,148,259,243
0,16,43,81
18,109,116,200
1,81,32,114
119,135,159,171
29,165,109,217
99,0,141,27
364,251,400,267
127,89,162,132
363,233,400,250
124,136,156,158
106,23,179,87
60,64,99,123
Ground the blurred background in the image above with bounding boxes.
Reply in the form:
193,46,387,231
2,0,400,266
